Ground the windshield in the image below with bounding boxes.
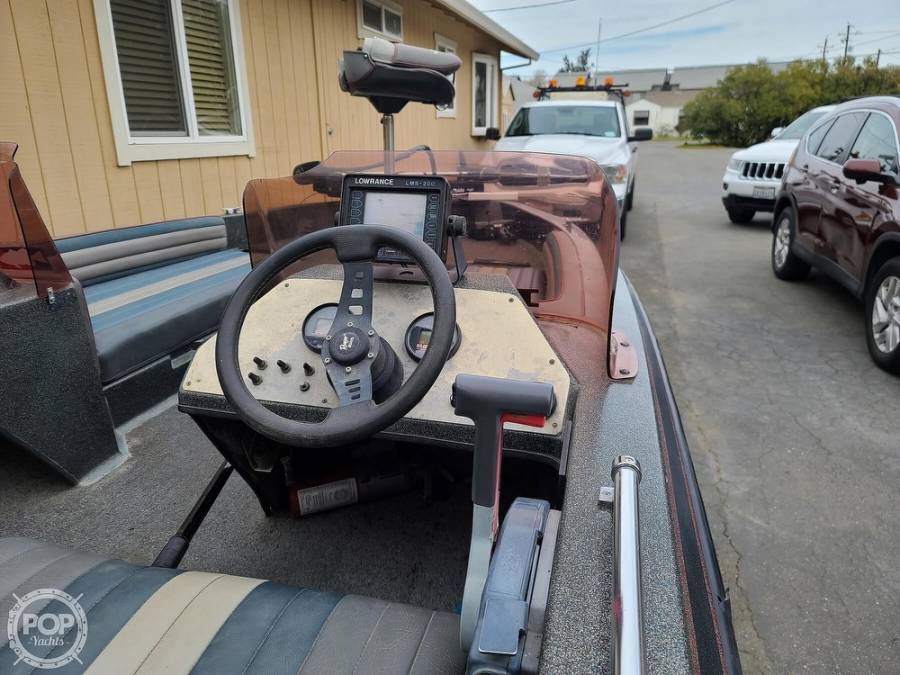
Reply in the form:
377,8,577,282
776,109,828,139
506,106,621,138
244,150,619,352
1,144,71,299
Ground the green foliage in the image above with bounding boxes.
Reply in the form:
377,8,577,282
678,58,900,147
561,49,592,73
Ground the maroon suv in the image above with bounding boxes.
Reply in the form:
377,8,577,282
772,96,900,373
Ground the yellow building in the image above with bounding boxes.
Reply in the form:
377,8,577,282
1,0,537,237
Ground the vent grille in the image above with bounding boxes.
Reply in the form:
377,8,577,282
741,162,785,180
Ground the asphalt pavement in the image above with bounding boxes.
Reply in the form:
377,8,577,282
623,141,900,674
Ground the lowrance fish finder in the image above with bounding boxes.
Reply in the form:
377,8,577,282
338,174,451,263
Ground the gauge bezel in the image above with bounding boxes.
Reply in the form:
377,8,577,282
301,302,339,352
404,311,461,362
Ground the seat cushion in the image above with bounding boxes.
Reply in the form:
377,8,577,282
83,249,251,383
0,537,465,675
56,216,229,287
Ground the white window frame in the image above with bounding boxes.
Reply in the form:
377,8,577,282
356,0,403,41
471,53,498,137
94,0,255,166
434,34,457,119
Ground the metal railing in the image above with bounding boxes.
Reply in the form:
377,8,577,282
608,455,645,675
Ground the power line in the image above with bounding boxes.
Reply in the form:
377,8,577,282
539,0,739,54
852,30,900,49
483,0,577,11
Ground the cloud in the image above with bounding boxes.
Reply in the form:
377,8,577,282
479,0,900,73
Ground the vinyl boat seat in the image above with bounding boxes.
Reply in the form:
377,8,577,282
340,37,461,110
55,217,251,384
0,537,465,675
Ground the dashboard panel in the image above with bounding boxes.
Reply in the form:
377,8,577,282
182,278,571,437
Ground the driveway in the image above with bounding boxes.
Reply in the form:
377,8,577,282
623,141,900,674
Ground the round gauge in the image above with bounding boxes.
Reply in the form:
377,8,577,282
405,312,461,362
302,303,338,352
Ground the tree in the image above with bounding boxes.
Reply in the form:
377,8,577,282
678,57,900,146
561,48,592,73
527,69,548,88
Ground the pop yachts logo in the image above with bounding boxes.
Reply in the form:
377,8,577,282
7,589,87,669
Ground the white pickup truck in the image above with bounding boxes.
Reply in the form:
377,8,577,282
496,99,652,239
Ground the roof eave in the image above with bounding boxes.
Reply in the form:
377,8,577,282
431,0,540,60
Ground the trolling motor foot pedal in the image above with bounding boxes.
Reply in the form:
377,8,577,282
451,374,556,650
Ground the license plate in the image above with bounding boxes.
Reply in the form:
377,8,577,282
753,186,775,199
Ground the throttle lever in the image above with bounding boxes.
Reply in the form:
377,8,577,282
451,373,556,649
452,374,556,510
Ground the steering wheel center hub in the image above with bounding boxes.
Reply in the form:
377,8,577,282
329,327,370,365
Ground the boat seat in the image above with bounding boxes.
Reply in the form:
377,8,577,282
55,217,251,383
340,37,460,110
0,537,465,674
362,36,461,75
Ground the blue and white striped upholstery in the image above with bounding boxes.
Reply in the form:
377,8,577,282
0,538,465,675
55,218,251,383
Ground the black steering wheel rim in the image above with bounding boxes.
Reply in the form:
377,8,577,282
215,225,456,447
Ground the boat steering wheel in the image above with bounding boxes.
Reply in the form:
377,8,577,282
216,225,456,447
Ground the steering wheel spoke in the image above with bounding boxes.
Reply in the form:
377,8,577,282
327,364,375,405
321,260,379,406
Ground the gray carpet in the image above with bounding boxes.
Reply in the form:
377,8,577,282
0,405,470,611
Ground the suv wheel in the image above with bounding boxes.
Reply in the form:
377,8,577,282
771,208,810,281
727,206,755,224
866,258,900,374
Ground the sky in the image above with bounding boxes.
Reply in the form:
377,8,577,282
467,0,900,75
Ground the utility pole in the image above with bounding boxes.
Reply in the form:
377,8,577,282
593,17,602,79
841,23,852,59
818,37,828,61
876,48,882,67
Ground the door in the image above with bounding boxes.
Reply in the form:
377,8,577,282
791,118,833,249
834,112,900,283
472,54,499,136
808,112,867,262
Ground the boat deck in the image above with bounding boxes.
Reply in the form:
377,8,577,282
0,403,470,612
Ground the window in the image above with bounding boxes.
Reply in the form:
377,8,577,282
472,54,499,136
633,110,650,126
815,113,866,164
806,119,834,155
95,0,253,165
777,109,828,140
849,113,899,175
357,0,403,41
506,106,621,138
434,34,457,119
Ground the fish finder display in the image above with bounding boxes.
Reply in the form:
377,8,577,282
363,192,427,238
339,174,451,263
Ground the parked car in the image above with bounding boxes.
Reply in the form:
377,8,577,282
771,96,900,373
722,105,836,223
496,100,652,239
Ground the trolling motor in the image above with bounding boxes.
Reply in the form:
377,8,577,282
339,36,461,169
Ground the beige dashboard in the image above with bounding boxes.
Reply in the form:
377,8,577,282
182,278,570,436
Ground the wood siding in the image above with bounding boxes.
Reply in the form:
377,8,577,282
1,0,503,236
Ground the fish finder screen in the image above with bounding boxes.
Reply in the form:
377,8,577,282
364,192,427,238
